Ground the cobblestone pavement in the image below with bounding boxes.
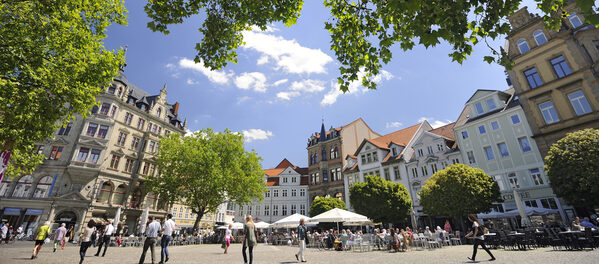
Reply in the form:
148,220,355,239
1,241,598,264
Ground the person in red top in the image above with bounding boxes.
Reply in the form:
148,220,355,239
444,220,452,233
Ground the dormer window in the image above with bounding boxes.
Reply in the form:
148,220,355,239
568,13,583,28
517,39,530,54
486,98,496,111
533,30,547,46
475,102,484,115
157,107,162,117
391,147,397,156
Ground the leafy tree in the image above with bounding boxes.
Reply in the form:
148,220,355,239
145,128,266,230
0,0,127,177
349,175,411,225
309,197,347,217
545,129,599,209
144,0,597,92
419,164,501,229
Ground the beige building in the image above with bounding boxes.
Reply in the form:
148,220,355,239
307,118,379,204
170,202,231,232
0,67,186,235
505,3,599,157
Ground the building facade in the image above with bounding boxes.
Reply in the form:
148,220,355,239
453,89,570,227
233,159,309,223
170,202,231,231
307,118,379,204
505,3,599,157
0,68,186,235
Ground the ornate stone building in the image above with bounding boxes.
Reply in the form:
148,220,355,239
505,3,599,157
0,67,186,235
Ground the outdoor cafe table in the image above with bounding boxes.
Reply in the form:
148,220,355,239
507,232,526,250
558,230,585,250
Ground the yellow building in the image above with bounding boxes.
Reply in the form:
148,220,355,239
505,2,599,157
170,202,230,232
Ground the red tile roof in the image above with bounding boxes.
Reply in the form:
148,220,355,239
275,158,294,169
264,168,285,177
266,177,279,186
300,176,309,185
429,122,456,141
369,123,421,150
264,158,309,186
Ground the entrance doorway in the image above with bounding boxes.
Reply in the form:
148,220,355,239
54,211,77,229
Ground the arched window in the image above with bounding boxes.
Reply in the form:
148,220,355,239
334,147,339,159
330,148,335,160
112,184,127,205
321,149,327,161
517,39,530,54
12,175,33,198
97,182,113,203
117,87,123,96
533,30,547,46
0,177,13,197
33,176,53,198
146,192,157,209
156,107,162,117
568,13,583,28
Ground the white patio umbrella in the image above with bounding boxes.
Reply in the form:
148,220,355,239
477,210,510,219
270,213,311,228
113,207,121,229
231,222,244,230
138,207,149,235
254,221,270,229
309,208,371,231
513,190,532,227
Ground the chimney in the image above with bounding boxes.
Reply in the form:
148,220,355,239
173,102,179,115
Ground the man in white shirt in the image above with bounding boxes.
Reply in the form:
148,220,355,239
95,221,114,257
160,214,175,264
1,223,8,242
139,216,161,264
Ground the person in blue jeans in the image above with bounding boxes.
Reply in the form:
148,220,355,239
160,213,176,264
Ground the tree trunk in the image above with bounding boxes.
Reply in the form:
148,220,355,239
193,212,204,232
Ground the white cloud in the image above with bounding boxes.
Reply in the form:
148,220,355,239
386,122,403,129
256,56,269,65
237,96,250,104
178,58,233,85
186,78,199,85
242,129,274,142
273,79,289,86
234,72,267,92
418,117,452,128
320,69,394,106
289,79,325,93
241,30,333,74
276,91,301,101
165,63,175,70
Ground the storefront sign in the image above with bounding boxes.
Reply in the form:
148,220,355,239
2,208,21,215
25,209,43,215
59,218,72,222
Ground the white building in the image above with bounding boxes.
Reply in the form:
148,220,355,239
453,88,570,227
233,159,309,224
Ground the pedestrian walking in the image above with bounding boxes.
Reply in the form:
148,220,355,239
224,224,234,254
295,218,307,262
31,221,51,259
66,225,74,243
53,223,67,252
139,216,161,264
242,215,257,264
1,223,8,244
160,213,175,264
78,220,96,264
465,214,495,262
95,221,114,257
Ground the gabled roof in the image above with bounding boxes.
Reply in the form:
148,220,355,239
465,89,509,103
355,123,421,156
275,158,294,169
429,122,456,141
264,168,285,177
264,158,308,178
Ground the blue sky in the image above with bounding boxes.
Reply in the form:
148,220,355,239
104,1,537,168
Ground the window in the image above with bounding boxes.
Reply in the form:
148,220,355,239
497,143,509,157
12,175,33,198
427,146,434,155
393,166,401,180
551,56,572,78
525,200,538,208
517,39,530,54
109,155,121,169
141,162,149,175
417,149,424,157
490,121,499,131
568,91,592,116
291,204,297,214
467,151,476,164
486,98,496,111
384,168,390,181
539,101,559,124
533,30,547,45
32,176,53,198
475,102,484,115
265,190,270,198
411,168,418,178
131,137,140,150
366,153,372,163
508,172,519,189
0,177,12,197
124,159,135,173
391,147,397,156
372,152,378,161
282,177,288,183
530,168,544,185
360,155,366,164
478,125,486,135
97,125,109,138
437,143,444,152
89,149,101,163
524,68,543,89
86,123,98,137
441,161,448,169
282,189,288,197
568,14,583,28
510,114,520,124
300,204,306,215
264,205,270,216
540,198,558,209
292,176,297,183
273,190,278,197
99,103,111,115
77,147,89,162
282,205,287,216
137,118,146,130
420,166,428,177
110,105,118,117
322,170,328,182
97,182,112,203
151,124,158,134
124,112,134,125
57,123,72,136
48,146,63,160
461,131,469,139
518,137,532,152
148,141,156,153
484,146,495,160
156,107,162,117
336,168,341,181
452,158,460,164
113,185,127,205
117,132,127,146
430,163,438,174
300,189,305,196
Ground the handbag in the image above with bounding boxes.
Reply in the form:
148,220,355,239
44,238,50,244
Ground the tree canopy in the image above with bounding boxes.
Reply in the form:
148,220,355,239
309,196,347,217
0,0,127,177
419,164,502,220
349,175,411,225
144,0,598,92
145,128,266,230
545,128,599,209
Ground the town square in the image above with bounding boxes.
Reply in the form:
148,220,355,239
1,0,599,263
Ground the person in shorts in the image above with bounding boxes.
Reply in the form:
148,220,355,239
32,221,51,259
